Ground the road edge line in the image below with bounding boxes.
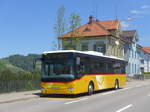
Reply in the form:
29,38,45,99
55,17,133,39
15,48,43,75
64,98,88,104
116,104,133,112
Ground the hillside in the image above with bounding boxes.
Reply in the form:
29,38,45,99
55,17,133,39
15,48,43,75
0,59,25,73
3,54,41,72
0,54,41,93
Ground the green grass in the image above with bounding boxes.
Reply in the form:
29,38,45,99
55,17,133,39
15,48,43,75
0,59,24,73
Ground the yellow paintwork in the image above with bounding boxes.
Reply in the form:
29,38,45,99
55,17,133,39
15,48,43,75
41,74,126,95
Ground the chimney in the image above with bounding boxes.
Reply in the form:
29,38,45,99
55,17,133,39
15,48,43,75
88,16,94,24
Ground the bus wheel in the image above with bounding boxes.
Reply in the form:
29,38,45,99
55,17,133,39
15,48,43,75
88,83,94,95
115,80,119,90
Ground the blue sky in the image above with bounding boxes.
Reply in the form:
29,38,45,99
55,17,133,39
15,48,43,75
0,0,150,58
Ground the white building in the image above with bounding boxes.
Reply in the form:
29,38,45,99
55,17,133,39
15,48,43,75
142,47,150,73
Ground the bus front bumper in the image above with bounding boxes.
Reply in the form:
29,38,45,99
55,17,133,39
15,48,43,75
41,87,75,95
40,82,76,95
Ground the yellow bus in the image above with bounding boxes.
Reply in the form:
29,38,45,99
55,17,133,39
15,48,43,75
40,50,126,95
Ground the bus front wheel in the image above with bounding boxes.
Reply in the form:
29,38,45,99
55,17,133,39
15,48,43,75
88,83,94,95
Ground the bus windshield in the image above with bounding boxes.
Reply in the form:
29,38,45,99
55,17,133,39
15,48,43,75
41,59,75,81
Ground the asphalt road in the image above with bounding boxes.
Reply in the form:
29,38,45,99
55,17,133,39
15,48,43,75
0,81,150,112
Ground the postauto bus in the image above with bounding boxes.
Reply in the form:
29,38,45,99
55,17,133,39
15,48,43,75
40,50,126,95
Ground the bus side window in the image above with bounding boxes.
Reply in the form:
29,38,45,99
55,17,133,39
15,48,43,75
121,62,126,74
44,64,50,76
107,62,113,74
99,62,105,74
113,61,122,74
77,57,91,75
77,63,85,74
93,63,100,74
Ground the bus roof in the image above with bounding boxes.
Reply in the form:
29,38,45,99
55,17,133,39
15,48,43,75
43,50,125,61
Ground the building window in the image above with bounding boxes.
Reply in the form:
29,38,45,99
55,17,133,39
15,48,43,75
141,59,144,64
93,42,106,54
135,64,136,74
141,67,144,73
135,51,136,59
132,50,134,58
83,28,91,32
63,45,76,50
81,42,88,51
132,64,134,74
129,63,131,74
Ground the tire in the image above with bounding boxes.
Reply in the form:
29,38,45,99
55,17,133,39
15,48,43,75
88,83,94,95
114,80,119,90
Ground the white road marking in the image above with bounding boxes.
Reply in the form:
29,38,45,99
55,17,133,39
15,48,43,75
64,98,88,104
116,104,133,112
102,91,116,95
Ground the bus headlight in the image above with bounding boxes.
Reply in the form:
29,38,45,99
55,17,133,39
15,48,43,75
40,88,45,91
68,88,74,92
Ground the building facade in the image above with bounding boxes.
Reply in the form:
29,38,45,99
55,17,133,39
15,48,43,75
60,16,125,58
142,47,150,73
59,16,150,77
120,30,140,77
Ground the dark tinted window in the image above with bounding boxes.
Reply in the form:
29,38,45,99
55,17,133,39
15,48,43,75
76,57,91,74
76,56,126,74
81,43,88,51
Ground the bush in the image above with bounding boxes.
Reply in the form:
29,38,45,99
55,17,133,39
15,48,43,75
144,72,150,79
25,81,33,90
144,72,150,75
0,69,40,81
0,69,40,93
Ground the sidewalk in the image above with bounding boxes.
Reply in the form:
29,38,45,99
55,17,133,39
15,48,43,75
126,79,150,88
0,79,150,104
0,90,40,104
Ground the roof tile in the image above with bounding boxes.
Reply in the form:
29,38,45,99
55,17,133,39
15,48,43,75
143,47,150,54
120,30,137,43
61,19,120,38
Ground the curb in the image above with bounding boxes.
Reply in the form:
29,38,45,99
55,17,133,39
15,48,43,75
0,96,39,104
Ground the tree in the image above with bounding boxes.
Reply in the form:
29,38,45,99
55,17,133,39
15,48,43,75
54,6,66,50
69,12,81,39
63,12,81,49
62,12,82,50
